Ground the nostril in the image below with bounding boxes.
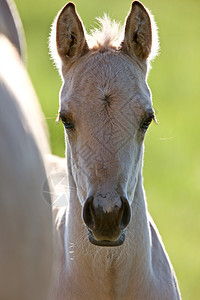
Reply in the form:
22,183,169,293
83,195,131,240
120,196,131,229
82,196,94,230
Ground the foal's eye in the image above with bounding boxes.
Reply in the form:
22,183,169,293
63,121,74,130
141,115,154,131
60,114,74,131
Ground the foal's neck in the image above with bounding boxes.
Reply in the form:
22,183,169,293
62,171,152,298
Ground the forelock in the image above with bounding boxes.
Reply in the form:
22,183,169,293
86,14,124,51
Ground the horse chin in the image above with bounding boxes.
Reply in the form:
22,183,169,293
87,229,126,247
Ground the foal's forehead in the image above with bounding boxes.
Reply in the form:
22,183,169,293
73,51,144,85
61,50,151,107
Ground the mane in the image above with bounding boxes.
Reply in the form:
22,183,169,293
86,14,123,50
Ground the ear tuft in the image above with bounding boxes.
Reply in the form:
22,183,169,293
55,2,88,64
122,1,158,61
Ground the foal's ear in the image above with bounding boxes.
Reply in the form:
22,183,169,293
56,2,88,63
121,1,152,61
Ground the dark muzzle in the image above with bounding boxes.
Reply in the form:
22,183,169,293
82,195,131,246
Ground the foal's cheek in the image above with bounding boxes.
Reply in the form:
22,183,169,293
71,155,89,201
135,129,146,144
72,166,87,203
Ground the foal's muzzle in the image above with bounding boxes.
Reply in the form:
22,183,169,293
82,195,131,247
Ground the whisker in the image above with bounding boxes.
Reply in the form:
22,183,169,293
44,116,57,120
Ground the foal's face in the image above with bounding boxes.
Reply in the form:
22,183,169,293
60,52,153,204
60,51,154,245
54,1,157,246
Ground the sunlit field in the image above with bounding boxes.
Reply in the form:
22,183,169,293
15,0,200,298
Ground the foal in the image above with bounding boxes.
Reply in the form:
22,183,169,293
51,2,181,299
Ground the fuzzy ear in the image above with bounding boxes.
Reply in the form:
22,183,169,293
56,2,88,63
121,1,152,61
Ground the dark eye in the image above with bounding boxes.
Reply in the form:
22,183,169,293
63,121,74,130
141,115,154,130
60,114,74,130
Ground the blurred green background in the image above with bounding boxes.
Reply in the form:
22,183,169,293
14,0,200,298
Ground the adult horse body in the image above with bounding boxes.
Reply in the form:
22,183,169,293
0,1,52,299
51,2,181,299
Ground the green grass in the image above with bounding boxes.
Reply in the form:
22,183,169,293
15,0,200,298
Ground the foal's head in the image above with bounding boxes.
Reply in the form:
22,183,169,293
52,1,158,246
